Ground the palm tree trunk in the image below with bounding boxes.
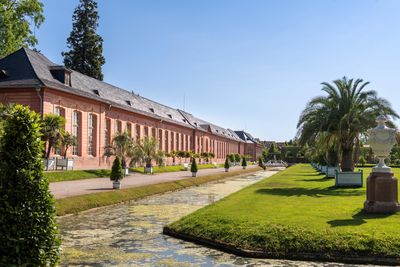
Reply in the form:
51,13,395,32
353,137,360,165
46,141,52,159
341,148,354,171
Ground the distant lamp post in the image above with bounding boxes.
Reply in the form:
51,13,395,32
364,115,399,213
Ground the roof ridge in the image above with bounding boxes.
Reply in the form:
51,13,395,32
20,47,45,88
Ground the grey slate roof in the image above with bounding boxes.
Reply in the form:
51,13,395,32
0,48,242,141
234,130,260,144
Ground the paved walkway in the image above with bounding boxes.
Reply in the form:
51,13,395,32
50,165,260,199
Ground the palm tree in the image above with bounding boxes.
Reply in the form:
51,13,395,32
104,132,134,170
297,77,398,171
41,114,65,159
61,132,77,158
131,137,162,173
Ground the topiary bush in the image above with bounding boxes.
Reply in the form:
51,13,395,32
242,156,247,168
191,157,198,173
0,104,60,266
110,156,124,182
224,157,230,171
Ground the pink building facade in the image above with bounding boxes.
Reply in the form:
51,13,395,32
0,48,263,169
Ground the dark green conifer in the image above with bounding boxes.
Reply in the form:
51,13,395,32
62,0,105,80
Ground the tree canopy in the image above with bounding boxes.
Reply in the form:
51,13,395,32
297,77,398,171
0,0,44,58
62,0,105,80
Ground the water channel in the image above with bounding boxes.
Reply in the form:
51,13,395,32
59,171,375,267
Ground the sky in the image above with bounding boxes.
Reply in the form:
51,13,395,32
35,0,400,141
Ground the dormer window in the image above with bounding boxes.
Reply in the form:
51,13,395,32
0,69,8,79
49,66,71,86
149,108,154,113
92,89,100,96
126,100,132,106
167,114,172,119
194,122,198,126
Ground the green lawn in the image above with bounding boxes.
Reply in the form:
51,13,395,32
44,169,111,183
45,164,225,183
55,167,262,216
165,164,400,263
130,163,224,174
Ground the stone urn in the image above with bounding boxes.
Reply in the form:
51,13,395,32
364,115,399,213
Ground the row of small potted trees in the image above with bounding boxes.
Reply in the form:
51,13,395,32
110,154,254,189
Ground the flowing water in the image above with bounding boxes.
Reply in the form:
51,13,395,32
59,171,374,267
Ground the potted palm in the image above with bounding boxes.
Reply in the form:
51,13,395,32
241,156,247,169
41,114,65,170
131,137,160,174
258,157,266,170
224,157,230,172
104,132,134,176
191,157,198,177
111,156,124,189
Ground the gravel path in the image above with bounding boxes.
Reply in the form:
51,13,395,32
50,165,260,199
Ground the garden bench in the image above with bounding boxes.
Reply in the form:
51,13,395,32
55,158,74,171
335,170,363,187
43,158,55,171
183,163,189,171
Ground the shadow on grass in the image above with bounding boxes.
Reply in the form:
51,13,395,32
327,210,393,227
255,187,363,198
83,169,110,177
298,177,333,182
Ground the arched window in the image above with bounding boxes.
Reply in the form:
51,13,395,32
88,114,97,156
72,111,81,156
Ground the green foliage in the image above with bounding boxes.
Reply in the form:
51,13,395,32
0,104,60,266
167,164,400,261
241,156,247,167
41,114,65,159
224,157,230,169
358,156,367,167
0,0,44,58
234,153,241,163
261,149,268,161
44,169,110,183
56,167,261,216
191,157,198,173
297,77,399,171
110,156,123,182
228,154,235,163
62,0,105,80
61,131,77,158
131,137,161,168
258,156,265,169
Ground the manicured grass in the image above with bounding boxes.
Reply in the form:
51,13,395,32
130,163,224,174
44,169,111,183
165,164,400,264
55,166,262,216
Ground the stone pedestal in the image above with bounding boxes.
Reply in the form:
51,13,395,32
364,172,399,213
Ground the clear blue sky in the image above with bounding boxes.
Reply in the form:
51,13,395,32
36,0,400,141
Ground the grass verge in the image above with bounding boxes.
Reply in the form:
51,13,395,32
130,164,224,174
164,164,400,265
55,166,262,216
44,169,111,183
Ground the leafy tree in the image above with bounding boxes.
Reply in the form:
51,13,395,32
258,156,265,170
262,149,269,161
104,132,134,169
298,77,398,171
61,131,77,158
110,156,123,182
131,137,162,169
224,157,230,170
0,0,44,58
358,156,367,167
234,153,241,163
41,114,65,159
228,154,235,163
62,0,105,80
0,104,60,266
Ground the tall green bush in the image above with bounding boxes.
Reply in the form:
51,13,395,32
191,157,198,173
224,157,230,170
110,156,124,182
0,104,60,266
241,156,247,168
